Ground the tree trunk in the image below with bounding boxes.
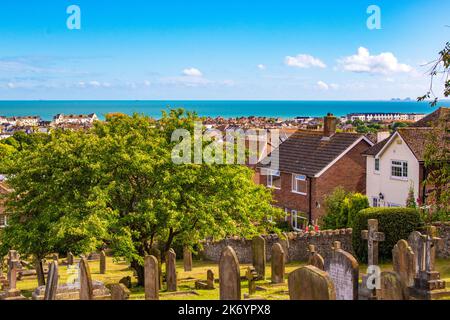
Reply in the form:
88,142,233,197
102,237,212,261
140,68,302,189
131,259,145,287
35,257,45,287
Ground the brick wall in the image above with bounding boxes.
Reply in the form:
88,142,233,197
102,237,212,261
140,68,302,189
200,229,354,263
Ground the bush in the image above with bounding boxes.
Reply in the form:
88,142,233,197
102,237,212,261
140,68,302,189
352,207,423,263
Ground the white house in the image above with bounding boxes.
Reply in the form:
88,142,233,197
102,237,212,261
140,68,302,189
363,107,448,208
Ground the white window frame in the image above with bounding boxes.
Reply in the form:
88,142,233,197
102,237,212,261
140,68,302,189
374,158,380,173
267,170,281,189
390,160,408,180
0,214,7,228
291,210,300,231
291,174,307,195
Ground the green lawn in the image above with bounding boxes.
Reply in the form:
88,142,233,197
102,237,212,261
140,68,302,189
15,257,450,300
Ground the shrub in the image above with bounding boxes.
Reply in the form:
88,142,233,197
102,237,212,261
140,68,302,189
352,207,423,263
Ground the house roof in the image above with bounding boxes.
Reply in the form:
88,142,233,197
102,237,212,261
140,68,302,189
410,107,449,127
362,137,390,156
257,130,370,177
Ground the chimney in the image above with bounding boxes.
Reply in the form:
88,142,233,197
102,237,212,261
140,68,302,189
323,113,337,138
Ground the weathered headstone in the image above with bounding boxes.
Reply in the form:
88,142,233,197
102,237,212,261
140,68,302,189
407,231,422,277
99,250,106,274
183,246,193,272
288,265,336,300
280,233,290,263
79,257,94,300
219,246,241,300
251,236,266,280
166,248,177,292
0,250,26,300
307,244,324,270
325,241,359,300
144,255,159,300
246,266,258,295
119,276,132,289
44,261,59,300
361,219,385,266
67,252,74,265
149,247,162,288
110,283,130,300
207,269,215,289
378,271,408,300
392,239,416,287
271,243,285,284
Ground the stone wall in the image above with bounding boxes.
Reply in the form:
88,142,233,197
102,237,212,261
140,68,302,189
200,229,354,263
435,222,450,259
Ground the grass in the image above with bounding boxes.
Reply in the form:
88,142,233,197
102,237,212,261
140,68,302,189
15,257,450,300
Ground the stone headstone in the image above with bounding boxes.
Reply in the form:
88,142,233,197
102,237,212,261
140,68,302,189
219,246,241,300
119,276,132,289
110,283,130,300
149,247,162,288
44,261,59,300
407,231,422,277
271,243,285,284
246,266,258,295
251,236,266,280
379,271,408,300
144,255,159,300
288,265,336,300
67,252,74,265
207,269,215,289
32,280,111,300
79,258,94,300
325,241,359,300
392,239,416,287
361,219,385,266
183,246,193,272
308,244,325,270
0,251,26,300
99,250,106,274
166,248,177,292
280,233,290,263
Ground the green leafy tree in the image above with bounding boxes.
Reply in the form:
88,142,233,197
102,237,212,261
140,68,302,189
406,185,417,209
321,187,349,229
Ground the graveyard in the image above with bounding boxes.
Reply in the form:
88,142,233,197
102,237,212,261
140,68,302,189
2,222,449,301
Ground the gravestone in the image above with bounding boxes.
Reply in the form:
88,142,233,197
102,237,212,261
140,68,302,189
52,253,59,261
44,261,59,300
379,271,408,300
119,276,132,289
271,243,285,284
219,246,241,300
67,252,74,265
79,257,94,300
32,281,111,300
110,283,130,300
183,246,193,272
408,228,450,300
0,250,26,300
149,247,162,288
166,248,177,292
99,250,106,274
361,219,385,266
144,255,159,300
280,233,290,263
288,265,336,300
308,244,324,270
325,241,359,300
251,236,266,280
246,266,258,295
207,269,215,289
392,239,416,287
407,231,422,277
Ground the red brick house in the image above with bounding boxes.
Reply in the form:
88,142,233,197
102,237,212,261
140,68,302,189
256,114,373,230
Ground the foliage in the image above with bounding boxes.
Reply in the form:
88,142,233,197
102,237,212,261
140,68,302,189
406,185,417,209
352,207,423,263
321,187,369,229
0,109,283,285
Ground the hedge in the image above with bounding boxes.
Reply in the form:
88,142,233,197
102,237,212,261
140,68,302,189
352,207,423,263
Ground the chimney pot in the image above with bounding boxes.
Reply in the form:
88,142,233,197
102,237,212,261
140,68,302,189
323,113,337,137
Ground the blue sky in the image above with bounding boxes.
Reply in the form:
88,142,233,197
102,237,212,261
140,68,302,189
0,0,448,100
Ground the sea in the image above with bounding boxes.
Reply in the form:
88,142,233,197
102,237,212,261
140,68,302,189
0,100,447,120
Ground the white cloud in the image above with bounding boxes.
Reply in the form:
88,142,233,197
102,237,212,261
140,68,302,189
257,64,266,70
144,80,151,87
330,83,339,90
338,47,413,75
317,81,329,90
182,67,203,77
285,54,326,69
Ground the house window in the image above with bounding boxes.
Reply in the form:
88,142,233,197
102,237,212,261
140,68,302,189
267,170,281,189
0,214,6,228
292,174,307,194
372,197,379,207
374,158,380,172
391,160,408,179
291,210,300,231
